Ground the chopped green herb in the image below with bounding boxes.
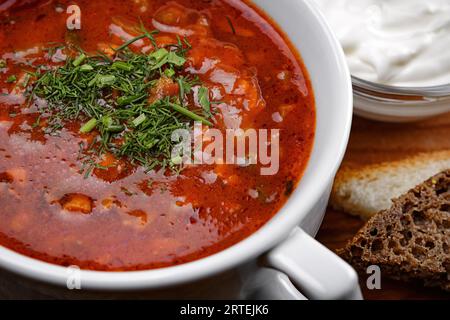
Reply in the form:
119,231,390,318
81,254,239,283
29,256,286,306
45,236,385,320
114,34,147,52
0,59,6,68
32,116,41,128
21,74,30,88
226,16,236,35
167,101,213,126
177,76,198,106
150,48,169,61
97,74,116,86
285,180,294,196
101,116,113,127
28,31,215,176
106,124,125,133
121,187,136,196
72,53,86,67
132,114,147,127
164,68,175,78
79,118,97,133
171,155,183,165
117,94,146,106
198,86,211,117
167,51,186,66
150,48,186,70
6,75,17,83
112,61,133,72
79,64,94,72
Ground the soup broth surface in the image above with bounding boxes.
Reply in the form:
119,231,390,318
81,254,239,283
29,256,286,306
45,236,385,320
0,0,315,270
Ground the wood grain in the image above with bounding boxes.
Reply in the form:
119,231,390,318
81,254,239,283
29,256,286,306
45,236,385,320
316,112,450,300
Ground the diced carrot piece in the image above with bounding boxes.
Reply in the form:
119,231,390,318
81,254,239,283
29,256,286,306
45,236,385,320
99,152,117,167
154,5,186,25
0,172,13,183
101,197,122,210
148,77,179,104
97,43,117,57
94,152,133,182
7,168,26,183
155,35,178,47
279,104,296,117
234,77,263,111
127,210,148,224
9,212,29,232
81,132,97,145
101,198,114,209
59,193,93,214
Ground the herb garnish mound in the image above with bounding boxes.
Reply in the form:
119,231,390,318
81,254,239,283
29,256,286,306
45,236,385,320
29,31,213,176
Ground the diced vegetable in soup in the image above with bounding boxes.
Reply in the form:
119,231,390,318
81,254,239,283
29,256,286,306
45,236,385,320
0,0,315,270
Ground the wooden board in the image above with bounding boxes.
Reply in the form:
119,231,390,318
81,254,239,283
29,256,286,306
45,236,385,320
316,112,450,300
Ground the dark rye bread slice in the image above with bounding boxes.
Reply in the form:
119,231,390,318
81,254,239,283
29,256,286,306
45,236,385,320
338,170,450,291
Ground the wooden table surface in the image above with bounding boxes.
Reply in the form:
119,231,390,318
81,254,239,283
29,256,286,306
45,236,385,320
316,112,450,300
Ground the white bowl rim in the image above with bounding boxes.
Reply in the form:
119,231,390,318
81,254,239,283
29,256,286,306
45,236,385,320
0,0,353,291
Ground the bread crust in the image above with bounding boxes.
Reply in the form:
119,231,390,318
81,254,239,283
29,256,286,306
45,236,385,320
338,170,450,291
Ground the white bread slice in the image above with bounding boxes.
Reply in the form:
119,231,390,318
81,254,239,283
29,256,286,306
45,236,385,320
331,150,450,220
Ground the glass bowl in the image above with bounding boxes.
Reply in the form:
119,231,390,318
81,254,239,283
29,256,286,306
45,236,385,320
352,76,450,122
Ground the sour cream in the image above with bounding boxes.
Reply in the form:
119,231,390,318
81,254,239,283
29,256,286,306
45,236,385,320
315,0,450,87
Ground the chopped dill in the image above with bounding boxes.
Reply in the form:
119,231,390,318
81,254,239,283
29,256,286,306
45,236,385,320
28,31,215,177
6,75,17,83
226,16,236,35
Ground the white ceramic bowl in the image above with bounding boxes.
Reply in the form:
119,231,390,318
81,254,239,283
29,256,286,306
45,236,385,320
0,0,358,299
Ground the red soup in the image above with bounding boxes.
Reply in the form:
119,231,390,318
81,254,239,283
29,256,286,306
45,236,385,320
0,0,315,270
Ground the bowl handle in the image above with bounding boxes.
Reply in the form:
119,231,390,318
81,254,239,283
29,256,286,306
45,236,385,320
264,227,363,300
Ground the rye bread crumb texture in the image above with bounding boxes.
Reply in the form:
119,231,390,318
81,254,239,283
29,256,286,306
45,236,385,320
338,170,450,291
